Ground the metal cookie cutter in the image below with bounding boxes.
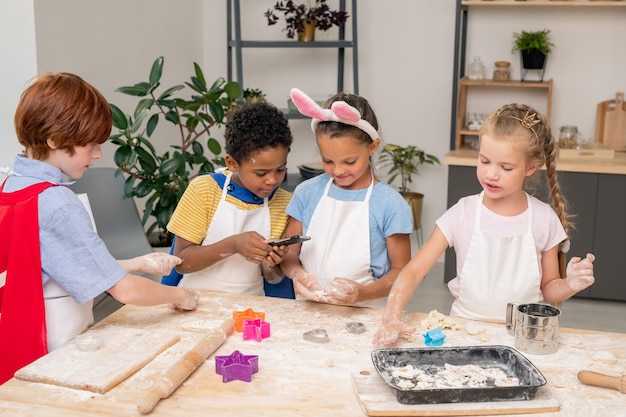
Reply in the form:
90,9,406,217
242,318,271,342
423,326,446,347
215,350,259,383
232,308,266,332
303,328,329,344
345,322,367,334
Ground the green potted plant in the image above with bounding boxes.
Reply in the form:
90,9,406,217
511,28,553,81
264,0,349,42
378,144,441,237
243,88,266,103
109,56,242,246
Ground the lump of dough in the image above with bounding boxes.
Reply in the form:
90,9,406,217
421,310,461,331
592,351,617,364
464,323,485,336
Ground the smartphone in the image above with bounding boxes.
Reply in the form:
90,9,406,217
268,235,311,246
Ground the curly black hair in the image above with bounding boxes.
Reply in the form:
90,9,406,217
224,101,293,163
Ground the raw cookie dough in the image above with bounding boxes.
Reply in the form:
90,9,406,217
591,351,617,364
421,310,461,331
464,323,486,336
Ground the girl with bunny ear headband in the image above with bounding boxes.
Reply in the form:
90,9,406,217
289,88,380,141
280,88,413,310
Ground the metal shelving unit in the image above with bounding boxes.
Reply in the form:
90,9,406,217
226,0,358,118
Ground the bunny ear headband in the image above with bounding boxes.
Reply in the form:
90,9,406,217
289,88,379,141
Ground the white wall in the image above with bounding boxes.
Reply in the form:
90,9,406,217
0,0,37,170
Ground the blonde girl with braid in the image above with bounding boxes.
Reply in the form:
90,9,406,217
373,103,595,345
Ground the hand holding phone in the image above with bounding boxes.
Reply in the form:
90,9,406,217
268,235,311,246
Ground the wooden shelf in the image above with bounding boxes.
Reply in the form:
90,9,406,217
455,77,553,150
462,1,626,7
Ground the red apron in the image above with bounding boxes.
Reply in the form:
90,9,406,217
0,180,57,384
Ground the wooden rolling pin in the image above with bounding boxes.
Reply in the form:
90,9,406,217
578,370,626,394
137,318,235,414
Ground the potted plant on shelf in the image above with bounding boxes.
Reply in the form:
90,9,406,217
377,144,441,236
264,0,349,42
109,56,243,246
511,28,553,82
243,88,266,103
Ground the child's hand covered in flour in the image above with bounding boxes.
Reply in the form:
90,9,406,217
321,278,363,305
565,253,595,292
372,320,416,346
170,288,199,311
292,270,324,301
119,252,182,275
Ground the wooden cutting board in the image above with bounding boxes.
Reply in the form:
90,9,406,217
595,92,626,151
352,371,560,416
14,325,179,394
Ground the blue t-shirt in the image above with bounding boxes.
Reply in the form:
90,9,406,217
4,156,126,303
286,173,413,278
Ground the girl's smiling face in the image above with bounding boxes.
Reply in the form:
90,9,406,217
316,133,380,190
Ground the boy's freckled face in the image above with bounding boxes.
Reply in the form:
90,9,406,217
229,146,289,198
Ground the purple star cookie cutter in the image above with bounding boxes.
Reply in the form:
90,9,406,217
215,350,259,383
242,318,271,342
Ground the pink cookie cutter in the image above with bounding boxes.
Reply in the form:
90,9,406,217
242,318,271,342
215,350,259,383
232,308,265,332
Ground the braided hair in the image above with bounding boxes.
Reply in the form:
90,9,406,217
479,103,571,236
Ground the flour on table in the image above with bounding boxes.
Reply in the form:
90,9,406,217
591,350,617,364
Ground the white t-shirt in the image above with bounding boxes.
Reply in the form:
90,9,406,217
437,193,567,281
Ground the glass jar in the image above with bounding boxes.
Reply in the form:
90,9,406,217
493,61,511,81
467,56,486,80
558,126,579,149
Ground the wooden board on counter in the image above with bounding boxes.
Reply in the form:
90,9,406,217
352,371,559,416
595,92,626,151
558,144,615,160
14,324,180,394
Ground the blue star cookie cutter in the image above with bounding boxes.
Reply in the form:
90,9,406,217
215,350,259,383
423,326,446,347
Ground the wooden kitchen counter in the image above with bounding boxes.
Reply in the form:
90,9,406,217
444,149,626,175
0,292,625,416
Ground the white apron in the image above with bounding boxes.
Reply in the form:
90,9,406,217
449,191,542,321
300,176,385,308
44,280,93,351
179,173,270,295
44,193,97,351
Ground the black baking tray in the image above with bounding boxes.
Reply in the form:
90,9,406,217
371,345,546,404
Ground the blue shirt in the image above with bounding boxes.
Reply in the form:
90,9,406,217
286,173,413,278
4,156,126,303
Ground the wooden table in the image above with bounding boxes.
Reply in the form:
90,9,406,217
0,292,625,416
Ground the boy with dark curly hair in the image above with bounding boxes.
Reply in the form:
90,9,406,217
166,101,294,296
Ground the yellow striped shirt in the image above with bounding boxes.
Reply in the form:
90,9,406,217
167,174,291,244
